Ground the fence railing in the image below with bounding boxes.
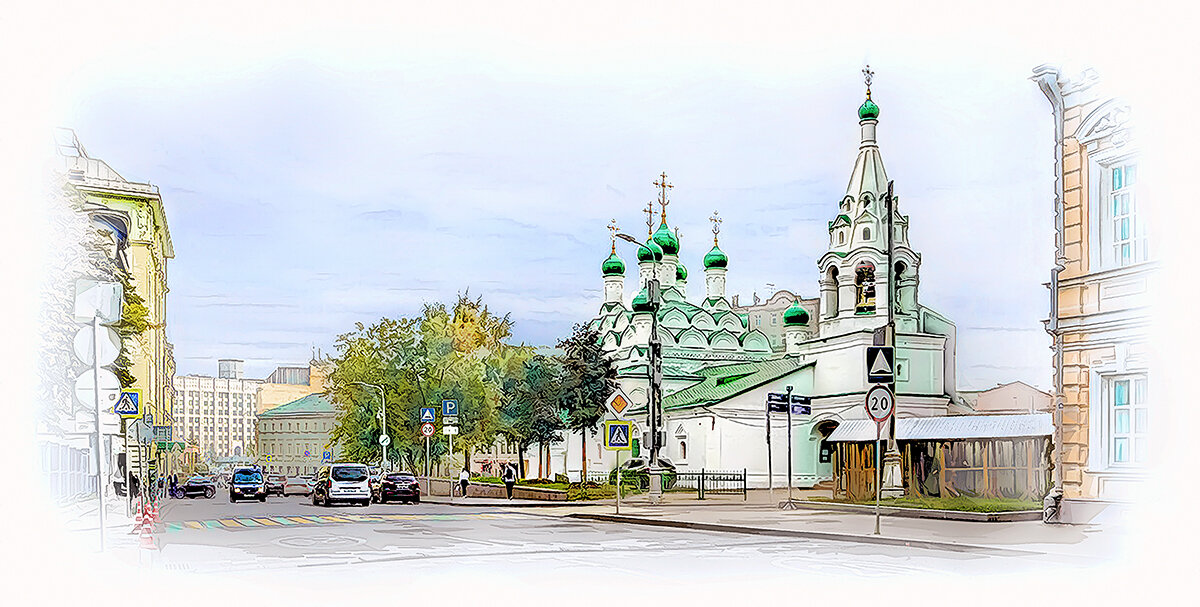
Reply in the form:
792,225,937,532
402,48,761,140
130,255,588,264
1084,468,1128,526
583,468,746,500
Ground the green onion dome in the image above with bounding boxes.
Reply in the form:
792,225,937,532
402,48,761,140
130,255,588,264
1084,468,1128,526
858,97,880,120
676,263,688,281
631,288,654,313
601,251,625,276
652,222,680,255
783,301,810,326
703,244,728,269
637,239,663,263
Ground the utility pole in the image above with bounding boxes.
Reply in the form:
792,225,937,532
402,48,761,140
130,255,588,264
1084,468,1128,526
647,278,664,504
352,383,388,471
880,180,904,500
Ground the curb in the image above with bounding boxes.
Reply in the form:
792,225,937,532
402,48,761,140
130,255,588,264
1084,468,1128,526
786,500,1044,522
566,513,1047,556
421,498,600,508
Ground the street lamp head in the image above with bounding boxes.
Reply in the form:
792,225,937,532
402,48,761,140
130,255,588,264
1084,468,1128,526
616,233,642,245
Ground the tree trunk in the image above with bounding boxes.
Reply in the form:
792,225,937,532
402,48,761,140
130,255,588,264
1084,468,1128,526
518,443,527,479
537,441,544,478
581,429,588,479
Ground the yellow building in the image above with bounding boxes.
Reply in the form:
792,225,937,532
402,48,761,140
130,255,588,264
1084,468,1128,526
1033,66,1154,523
256,358,330,415
59,129,176,484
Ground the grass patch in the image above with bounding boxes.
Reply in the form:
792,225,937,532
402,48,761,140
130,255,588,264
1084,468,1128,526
811,495,1039,513
567,481,644,501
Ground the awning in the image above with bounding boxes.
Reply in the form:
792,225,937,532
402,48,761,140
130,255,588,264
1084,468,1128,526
826,413,1052,442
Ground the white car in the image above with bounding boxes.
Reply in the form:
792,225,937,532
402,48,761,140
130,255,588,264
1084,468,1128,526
312,463,371,507
283,476,312,496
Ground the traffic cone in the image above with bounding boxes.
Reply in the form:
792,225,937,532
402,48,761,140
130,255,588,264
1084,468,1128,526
134,503,144,528
138,519,157,550
150,502,160,526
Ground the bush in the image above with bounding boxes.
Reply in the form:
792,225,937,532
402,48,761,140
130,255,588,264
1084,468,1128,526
607,468,677,491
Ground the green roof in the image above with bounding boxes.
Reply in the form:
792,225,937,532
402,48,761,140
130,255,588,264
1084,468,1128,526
259,393,335,417
859,97,880,120
630,357,813,413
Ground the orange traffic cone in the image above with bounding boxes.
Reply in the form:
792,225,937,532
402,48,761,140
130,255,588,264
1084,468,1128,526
134,503,144,528
150,502,160,526
138,519,157,550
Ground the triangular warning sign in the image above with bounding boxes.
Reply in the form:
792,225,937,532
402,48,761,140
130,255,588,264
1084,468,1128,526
870,350,892,375
420,409,435,423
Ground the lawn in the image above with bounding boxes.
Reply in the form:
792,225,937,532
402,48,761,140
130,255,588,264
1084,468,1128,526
811,495,1040,513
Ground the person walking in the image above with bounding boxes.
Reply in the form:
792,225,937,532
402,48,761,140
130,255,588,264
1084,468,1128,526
502,464,517,500
458,468,470,498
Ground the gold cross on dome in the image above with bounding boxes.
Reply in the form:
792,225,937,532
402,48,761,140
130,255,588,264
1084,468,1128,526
608,219,619,253
653,172,673,221
709,211,722,245
863,64,874,98
644,201,656,237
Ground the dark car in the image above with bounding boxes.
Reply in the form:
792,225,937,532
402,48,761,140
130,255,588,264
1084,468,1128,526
172,476,217,499
229,468,267,502
372,472,421,504
265,474,287,496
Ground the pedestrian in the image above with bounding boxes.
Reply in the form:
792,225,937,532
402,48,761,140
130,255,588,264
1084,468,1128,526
128,472,140,501
169,473,178,496
458,468,470,498
502,463,517,500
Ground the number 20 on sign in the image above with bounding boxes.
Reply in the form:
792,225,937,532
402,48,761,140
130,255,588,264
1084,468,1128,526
865,385,894,424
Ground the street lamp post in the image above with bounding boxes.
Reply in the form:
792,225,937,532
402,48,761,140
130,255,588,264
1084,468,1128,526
352,382,389,472
616,232,665,503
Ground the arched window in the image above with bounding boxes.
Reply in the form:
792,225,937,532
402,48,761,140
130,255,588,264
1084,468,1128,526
855,262,877,314
862,227,871,240
839,231,846,245
679,441,687,461
826,266,839,316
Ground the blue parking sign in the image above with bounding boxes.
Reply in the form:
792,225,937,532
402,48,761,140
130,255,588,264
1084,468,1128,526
442,399,458,416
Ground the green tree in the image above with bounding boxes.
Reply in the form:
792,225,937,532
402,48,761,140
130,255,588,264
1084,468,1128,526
500,354,566,478
557,324,617,478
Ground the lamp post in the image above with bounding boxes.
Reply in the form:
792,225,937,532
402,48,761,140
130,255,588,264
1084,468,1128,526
352,382,389,471
616,232,664,503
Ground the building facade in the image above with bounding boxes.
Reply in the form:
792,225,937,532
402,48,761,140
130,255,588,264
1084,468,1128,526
959,381,1053,415
57,128,176,486
256,394,339,476
1033,66,1154,523
256,358,330,415
172,360,262,460
730,290,820,351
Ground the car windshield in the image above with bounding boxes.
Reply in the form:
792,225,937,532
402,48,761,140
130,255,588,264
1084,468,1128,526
269,475,285,481
233,471,262,483
332,466,368,482
386,474,415,481
187,477,206,483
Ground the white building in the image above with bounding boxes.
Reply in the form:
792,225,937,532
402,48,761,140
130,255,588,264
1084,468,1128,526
552,77,959,488
171,359,262,459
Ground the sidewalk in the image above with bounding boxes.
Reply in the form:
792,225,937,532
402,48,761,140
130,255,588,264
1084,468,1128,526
454,489,1134,559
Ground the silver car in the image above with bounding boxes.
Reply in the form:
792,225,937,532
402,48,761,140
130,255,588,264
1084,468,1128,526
282,476,312,496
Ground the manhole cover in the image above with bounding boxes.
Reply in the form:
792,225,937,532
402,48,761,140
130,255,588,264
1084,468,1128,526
274,534,366,548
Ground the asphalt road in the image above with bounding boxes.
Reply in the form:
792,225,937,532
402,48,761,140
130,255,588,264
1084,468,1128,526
147,492,1084,585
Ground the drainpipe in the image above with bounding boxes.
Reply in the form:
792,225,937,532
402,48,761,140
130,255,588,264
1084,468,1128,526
1032,65,1066,523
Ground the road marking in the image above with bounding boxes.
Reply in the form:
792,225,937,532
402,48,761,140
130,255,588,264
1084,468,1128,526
163,511,523,533
218,519,243,527
251,518,280,526
236,518,263,527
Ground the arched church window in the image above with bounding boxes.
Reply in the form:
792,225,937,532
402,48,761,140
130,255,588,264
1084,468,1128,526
826,266,839,316
679,441,687,461
862,227,871,240
839,232,846,245
855,262,877,314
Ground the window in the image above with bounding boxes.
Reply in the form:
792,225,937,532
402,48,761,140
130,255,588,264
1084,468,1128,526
862,227,871,240
855,262,876,314
1108,163,1146,267
839,231,846,245
679,441,687,461
1109,376,1148,466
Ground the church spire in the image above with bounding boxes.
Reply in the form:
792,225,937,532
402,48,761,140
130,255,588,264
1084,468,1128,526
845,65,887,199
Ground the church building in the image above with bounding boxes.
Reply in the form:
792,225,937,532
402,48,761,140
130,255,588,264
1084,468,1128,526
559,74,960,488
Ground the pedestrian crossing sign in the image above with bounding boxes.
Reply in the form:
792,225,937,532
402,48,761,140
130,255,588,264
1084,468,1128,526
604,421,632,451
114,389,140,418
420,407,436,423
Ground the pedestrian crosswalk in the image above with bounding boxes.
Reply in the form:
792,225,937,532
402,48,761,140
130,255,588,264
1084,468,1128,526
162,511,518,533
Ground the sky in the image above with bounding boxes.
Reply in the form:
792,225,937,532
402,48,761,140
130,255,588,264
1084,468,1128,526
21,2,1172,389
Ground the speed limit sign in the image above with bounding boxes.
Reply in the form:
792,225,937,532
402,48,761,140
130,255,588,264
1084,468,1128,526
421,422,435,437
864,385,894,423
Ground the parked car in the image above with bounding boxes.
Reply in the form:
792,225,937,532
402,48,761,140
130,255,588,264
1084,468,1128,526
172,476,217,499
312,463,371,507
229,468,267,502
282,476,312,496
372,472,421,504
265,474,287,496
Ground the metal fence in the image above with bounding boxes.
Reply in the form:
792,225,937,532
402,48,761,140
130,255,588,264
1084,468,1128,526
672,469,747,500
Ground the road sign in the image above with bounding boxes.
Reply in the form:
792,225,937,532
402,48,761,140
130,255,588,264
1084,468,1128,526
114,390,141,417
322,450,332,463
304,450,311,457
442,399,458,416
604,421,632,450
442,425,458,436
791,403,811,415
379,434,391,446
444,415,459,425
421,422,435,437
865,385,895,423
73,279,122,324
153,426,171,442
130,419,154,445
866,346,895,383
420,407,436,423
145,412,153,426
74,369,121,408
605,387,633,418
73,325,121,366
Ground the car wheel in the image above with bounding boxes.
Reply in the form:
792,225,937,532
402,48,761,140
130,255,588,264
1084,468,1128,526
205,487,215,499
311,492,318,506
229,495,236,503
259,495,266,502
378,495,386,504
413,497,420,504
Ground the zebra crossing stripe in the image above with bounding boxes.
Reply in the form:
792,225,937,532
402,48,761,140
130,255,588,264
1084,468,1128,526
251,518,280,526
236,518,262,527
202,520,223,528
217,519,243,527
184,521,203,529
273,517,300,525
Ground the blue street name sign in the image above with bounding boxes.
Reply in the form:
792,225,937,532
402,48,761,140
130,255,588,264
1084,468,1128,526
442,399,458,416
604,421,632,451
420,407,437,423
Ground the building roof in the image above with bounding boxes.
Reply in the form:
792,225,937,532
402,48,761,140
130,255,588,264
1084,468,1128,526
258,393,335,417
827,413,1052,442
631,357,813,413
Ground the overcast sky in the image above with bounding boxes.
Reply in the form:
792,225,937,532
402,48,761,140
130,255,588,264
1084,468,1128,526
32,2,1171,390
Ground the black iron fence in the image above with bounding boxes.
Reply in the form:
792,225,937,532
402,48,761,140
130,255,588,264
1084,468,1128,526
673,469,747,500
